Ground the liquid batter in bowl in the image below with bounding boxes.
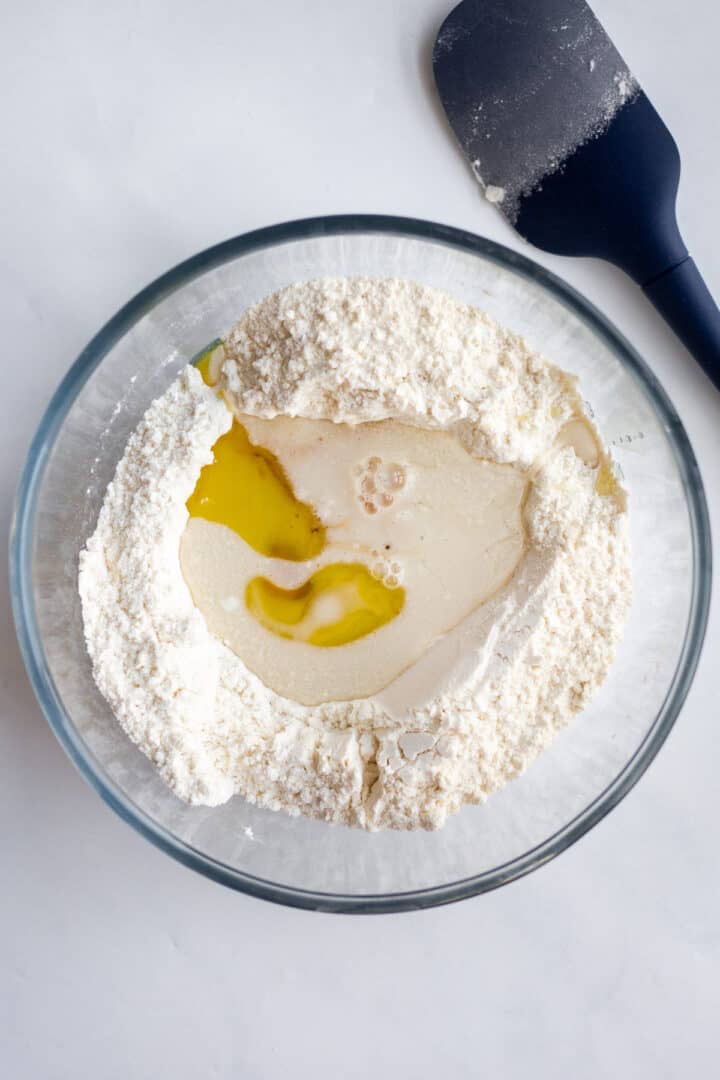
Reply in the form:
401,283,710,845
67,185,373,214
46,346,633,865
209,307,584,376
181,413,527,703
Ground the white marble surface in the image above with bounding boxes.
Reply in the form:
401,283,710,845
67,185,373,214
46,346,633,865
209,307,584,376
2,1,718,1075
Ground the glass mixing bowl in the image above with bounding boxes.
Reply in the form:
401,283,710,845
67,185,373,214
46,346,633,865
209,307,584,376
10,216,711,913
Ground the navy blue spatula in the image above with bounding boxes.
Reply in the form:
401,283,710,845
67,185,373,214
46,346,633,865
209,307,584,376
433,0,720,390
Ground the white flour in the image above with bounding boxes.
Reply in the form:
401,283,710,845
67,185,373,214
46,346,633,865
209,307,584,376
79,278,631,831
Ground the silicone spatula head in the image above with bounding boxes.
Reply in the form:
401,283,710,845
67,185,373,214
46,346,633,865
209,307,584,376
432,0,689,282
432,0,720,390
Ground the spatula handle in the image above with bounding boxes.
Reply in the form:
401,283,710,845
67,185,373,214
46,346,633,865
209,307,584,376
643,258,720,391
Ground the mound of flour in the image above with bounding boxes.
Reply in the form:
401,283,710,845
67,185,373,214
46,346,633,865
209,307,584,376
79,278,631,830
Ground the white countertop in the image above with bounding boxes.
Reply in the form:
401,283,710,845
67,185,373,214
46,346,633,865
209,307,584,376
2,1,718,1075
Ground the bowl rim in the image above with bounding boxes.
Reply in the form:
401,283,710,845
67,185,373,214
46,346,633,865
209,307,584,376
10,214,712,914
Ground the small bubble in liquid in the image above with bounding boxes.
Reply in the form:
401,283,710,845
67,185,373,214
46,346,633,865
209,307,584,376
391,561,401,574
385,574,399,588
379,493,393,508
368,456,381,472
364,500,378,514
389,466,406,490
371,562,384,579
361,476,376,495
